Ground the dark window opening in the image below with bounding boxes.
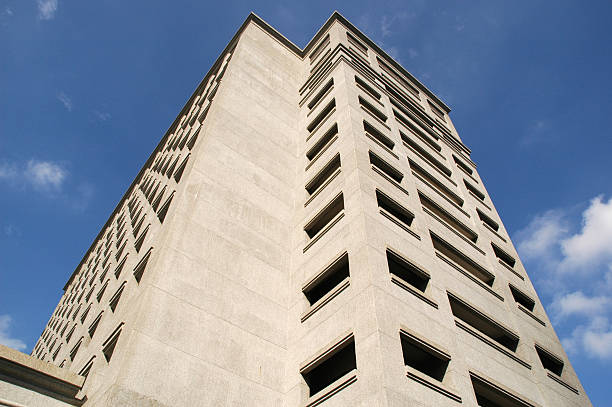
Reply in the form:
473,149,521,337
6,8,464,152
70,338,82,361
174,154,190,183
477,209,499,232
89,312,103,338
409,160,464,207
307,79,334,110
364,121,394,150
355,76,381,100
308,99,336,133
535,345,564,376
465,180,485,201
492,244,516,268
309,34,330,63
304,193,344,239
420,193,477,243
400,331,449,381
303,253,350,305
453,155,473,175
449,294,519,352
305,154,341,195
134,248,153,283
302,337,356,397
376,190,414,228
387,249,429,292
377,56,420,98
403,134,451,177
346,32,368,55
134,225,150,253
428,101,446,121
509,285,535,312
359,96,387,122
431,233,494,286
471,374,532,407
399,121,441,152
102,324,124,362
109,282,126,312
158,192,175,223
369,151,403,183
306,124,338,161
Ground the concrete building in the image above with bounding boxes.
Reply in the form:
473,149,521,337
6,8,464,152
18,11,591,406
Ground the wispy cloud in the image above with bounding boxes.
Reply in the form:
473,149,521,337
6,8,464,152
0,159,68,192
37,0,58,20
57,92,72,111
0,315,26,351
4,7,13,16
380,12,414,38
93,110,111,121
516,195,612,361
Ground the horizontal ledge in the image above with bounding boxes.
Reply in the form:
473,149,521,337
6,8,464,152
412,173,468,217
435,252,504,302
517,305,546,326
360,105,390,130
305,370,358,407
455,320,531,369
365,133,399,159
305,134,338,172
371,166,409,196
306,107,336,142
547,372,579,395
301,278,350,323
303,212,345,253
482,221,507,243
391,276,438,308
469,191,492,210
406,369,462,403
304,169,342,208
498,259,525,281
423,207,483,255
379,210,421,240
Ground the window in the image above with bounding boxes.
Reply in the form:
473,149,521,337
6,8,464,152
80,303,91,323
377,56,420,98
174,154,190,182
387,249,429,292
306,123,338,162
109,281,126,312
491,243,516,268
134,224,150,253
400,330,450,382
376,189,414,229
307,79,334,110
364,120,394,150
79,356,96,378
88,311,103,338
102,323,124,362
346,32,368,55
477,209,499,232
115,254,128,279
307,99,336,133
400,121,441,152
355,76,380,100
453,155,473,175
409,159,464,207
301,335,356,397
470,373,535,407
303,253,349,306
304,193,344,239
305,154,341,196
65,324,76,343
464,180,485,202
309,34,330,63
134,248,153,283
534,345,564,376
97,280,109,302
428,101,446,122
369,151,403,183
448,293,519,352
158,191,175,223
403,134,452,177
419,193,478,243
431,233,494,286
509,285,535,312
359,96,387,123
69,337,83,361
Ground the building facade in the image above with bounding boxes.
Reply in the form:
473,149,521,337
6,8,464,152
26,12,591,407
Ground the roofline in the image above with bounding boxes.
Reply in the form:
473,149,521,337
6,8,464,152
63,11,451,290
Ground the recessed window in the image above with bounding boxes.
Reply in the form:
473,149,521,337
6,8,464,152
491,243,516,268
69,337,83,361
409,160,464,207
304,193,344,239
158,191,175,223
109,281,127,312
307,79,334,110
535,345,564,376
364,121,394,150
428,101,446,122
115,255,128,279
305,154,341,196
303,253,350,305
174,154,190,183
403,134,452,177
448,293,519,352
359,96,387,123
376,56,420,98
387,249,429,292
509,285,535,312
80,303,91,324
97,280,109,302
102,323,124,362
66,324,76,343
355,76,380,100
464,180,485,202
309,34,330,63
134,224,150,253
453,155,473,175
306,123,338,162
431,233,494,286
88,311,103,338
369,151,403,183
400,330,450,382
420,193,478,243
376,189,414,229
301,335,356,397
134,248,153,283
470,373,533,407
307,99,336,133
78,356,96,378
400,121,441,152
346,32,368,55
477,209,499,232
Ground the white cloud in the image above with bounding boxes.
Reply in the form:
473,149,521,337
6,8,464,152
551,291,611,320
37,0,58,20
93,110,111,121
4,7,13,16
408,48,419,59
560,196,612,271
516,209,567,261
57,92,72,111
0,315,26,351
0,162,18,179
563,317,612,360
380,12,414,38
25,160,67,190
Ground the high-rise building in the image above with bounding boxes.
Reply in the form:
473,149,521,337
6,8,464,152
15,11,591,406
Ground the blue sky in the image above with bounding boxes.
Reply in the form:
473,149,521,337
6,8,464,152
1,0,611,404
